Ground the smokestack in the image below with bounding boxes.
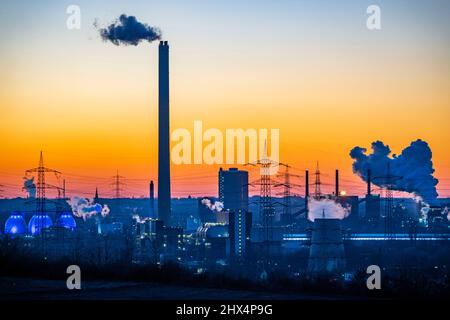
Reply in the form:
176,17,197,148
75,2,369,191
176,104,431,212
158,40,171,226
150,180,155,217
367,169,371,196
335,169,339,196
305,170,309,217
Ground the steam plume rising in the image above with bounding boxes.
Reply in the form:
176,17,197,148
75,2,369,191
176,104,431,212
98,14,161,46
23,177,36,198
68,196,110,221
443,207,449,221
201,199,224,212
308,198,350,222
133,214,151,223
350,139,439,205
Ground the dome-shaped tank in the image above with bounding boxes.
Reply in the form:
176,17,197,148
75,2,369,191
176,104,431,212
5,211,27,235
56,212,76,230
28,214,53,235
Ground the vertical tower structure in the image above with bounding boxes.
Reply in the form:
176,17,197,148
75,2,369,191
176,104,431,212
305,170,309,218
259,143,274,244
335,169,339,196
158,41,171,226
218,168,249,212
314,161,321,198
25,151,60,235
150,180,155,217
308,218,346,275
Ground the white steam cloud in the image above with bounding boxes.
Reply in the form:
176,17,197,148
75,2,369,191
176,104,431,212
23,177,36,198
68,196,110,221
420,204,430,221
201,198,224,212
308,198,350,222
443,207,449,221
133,214,151,223
350,139,439,205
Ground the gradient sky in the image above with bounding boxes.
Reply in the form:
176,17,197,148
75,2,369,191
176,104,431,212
0,0,449,199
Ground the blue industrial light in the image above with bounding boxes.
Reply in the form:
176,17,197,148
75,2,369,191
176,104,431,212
28,213,53,235
56,212,76,230
5,211,27,235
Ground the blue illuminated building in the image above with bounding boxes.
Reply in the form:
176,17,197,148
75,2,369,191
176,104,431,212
28,213,53,235
56,212,77,230
5,211,27,235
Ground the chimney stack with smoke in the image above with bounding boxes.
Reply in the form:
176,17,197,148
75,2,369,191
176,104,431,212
95,15,168,220
158,41,171,226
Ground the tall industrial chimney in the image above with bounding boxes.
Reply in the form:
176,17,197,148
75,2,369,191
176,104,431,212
149,180,155,217
158,40,171,226
367,169,372,196
335,169,339,196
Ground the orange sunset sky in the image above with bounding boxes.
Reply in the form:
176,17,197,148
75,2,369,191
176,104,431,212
0,0,449,199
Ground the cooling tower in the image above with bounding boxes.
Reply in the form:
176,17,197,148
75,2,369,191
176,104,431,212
308,218,346,275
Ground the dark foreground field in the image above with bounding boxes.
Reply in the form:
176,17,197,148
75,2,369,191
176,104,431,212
0,277,355,300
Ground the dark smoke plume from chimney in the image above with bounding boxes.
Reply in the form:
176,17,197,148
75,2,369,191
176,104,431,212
350,139,439,205
97,14,162,46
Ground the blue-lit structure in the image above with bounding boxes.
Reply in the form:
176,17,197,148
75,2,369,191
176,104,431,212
56,212,77,230
283,233,450,241
5,212,27,235
28,213,53,235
